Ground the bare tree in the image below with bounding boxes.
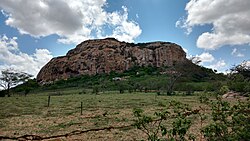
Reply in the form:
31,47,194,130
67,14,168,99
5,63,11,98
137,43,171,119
166,69,182,95
189,56,202,65
0,69,32,97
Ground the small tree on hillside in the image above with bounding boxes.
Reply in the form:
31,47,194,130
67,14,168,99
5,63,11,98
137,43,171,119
189,56,202,65
0,69,32,97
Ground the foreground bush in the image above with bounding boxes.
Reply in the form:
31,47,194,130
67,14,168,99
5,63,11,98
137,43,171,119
133,96,250,141
202,96,250,141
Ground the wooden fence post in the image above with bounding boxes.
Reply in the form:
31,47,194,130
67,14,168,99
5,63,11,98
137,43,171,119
48,96,51,107
81,102,83,115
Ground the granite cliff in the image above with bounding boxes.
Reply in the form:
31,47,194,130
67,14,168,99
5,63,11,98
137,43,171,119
37,38,187,84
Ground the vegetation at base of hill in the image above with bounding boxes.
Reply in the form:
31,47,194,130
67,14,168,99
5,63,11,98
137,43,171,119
2,60,249,97
9,63,226,96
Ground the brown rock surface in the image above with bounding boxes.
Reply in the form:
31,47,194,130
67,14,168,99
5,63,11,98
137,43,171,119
37,38,187,84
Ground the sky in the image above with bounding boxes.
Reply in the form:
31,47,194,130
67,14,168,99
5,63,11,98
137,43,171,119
0,0,249,76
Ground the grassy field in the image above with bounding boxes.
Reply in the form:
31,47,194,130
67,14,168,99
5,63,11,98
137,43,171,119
0,91,229,140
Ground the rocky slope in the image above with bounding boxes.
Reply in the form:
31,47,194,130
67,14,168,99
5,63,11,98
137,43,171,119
37,38,187,84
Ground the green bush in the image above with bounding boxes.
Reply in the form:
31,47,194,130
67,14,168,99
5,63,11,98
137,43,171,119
0,90,6,97
243,83,250,95
133,96,250,141
202,97,250,140
133,100,195,140
219,85,229,95
92,86,99,94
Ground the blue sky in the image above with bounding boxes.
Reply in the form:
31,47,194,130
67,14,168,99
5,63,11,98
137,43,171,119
0,0,249,76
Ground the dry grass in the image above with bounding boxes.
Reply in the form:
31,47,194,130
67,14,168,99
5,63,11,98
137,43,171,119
0,92,213,140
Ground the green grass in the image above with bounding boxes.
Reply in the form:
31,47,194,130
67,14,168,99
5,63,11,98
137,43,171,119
0,92,206,140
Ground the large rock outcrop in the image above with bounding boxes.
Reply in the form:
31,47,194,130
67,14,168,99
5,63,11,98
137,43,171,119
37,38,187,84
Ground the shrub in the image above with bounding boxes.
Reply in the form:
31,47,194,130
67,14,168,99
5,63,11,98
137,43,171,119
199,95,209,104
0,90,6,97
24,88,31,96
243,82,250,94
92,86,99,94
133,100,195,140
133,96,250,141
219,85,229,95
202,97,250,141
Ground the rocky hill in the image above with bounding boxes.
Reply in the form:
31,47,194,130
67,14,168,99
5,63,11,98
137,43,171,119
37,38,188,84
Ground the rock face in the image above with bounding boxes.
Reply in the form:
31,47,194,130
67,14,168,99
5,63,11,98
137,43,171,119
37,38,187,84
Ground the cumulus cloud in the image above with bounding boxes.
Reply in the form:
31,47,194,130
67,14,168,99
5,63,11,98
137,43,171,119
207,60,227,71
190,52,227,72
177,0,250,50
194,52,215,64
0,0,141,44
175,17,192,35
231,48,244,57
241,60,250,68
0,35,53,76
100,6,142,42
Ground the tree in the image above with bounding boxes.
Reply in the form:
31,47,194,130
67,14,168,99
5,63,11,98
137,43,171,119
230,60,250,79
228,61,250,93
164,61,188,95
166,70,182,95
0,69,32,97
189,56,202,65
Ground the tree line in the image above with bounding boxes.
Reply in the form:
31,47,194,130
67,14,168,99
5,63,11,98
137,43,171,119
0,60,249,97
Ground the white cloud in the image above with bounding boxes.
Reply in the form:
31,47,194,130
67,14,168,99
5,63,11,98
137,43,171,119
236,53,244,58
231,48,244,57
207,59,227,72
101,6,142,42
195,52,215,64
176,17,192,35
183,48,188,54
244,61,250,67
240,60,250,69
177,0,250,50
190,52,227,72
183,48,197,60
0,35,53,76
0,0,141,44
